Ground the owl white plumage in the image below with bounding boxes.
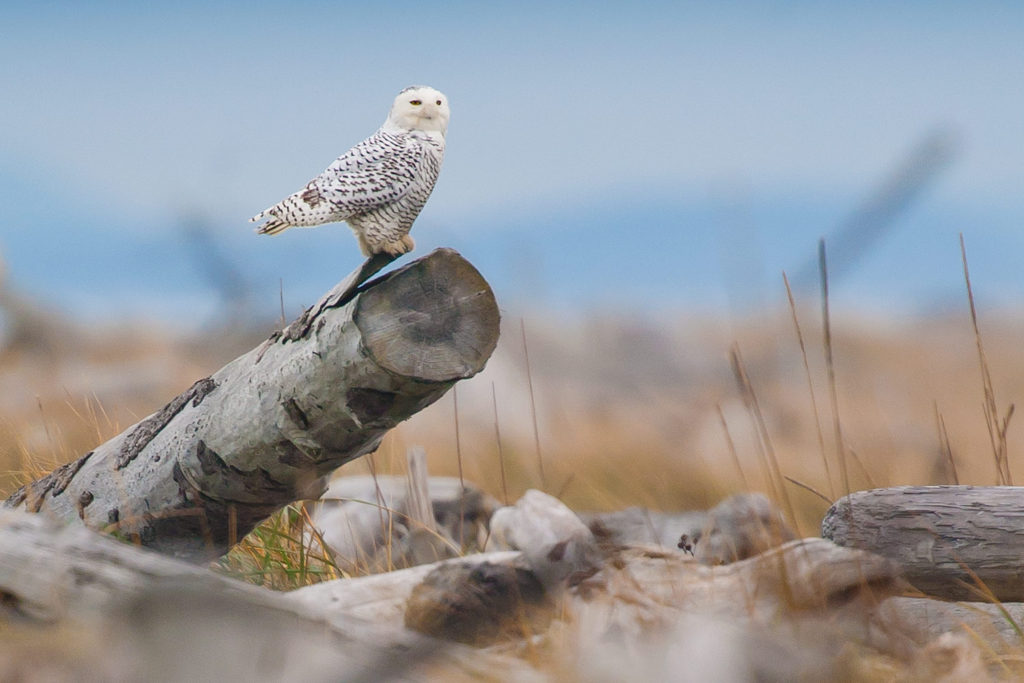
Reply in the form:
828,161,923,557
251,86,449,256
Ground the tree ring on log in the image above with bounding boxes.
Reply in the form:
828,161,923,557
355,249,500,382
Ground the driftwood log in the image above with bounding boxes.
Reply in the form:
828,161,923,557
0,510,535,682
823,485,1024,601
290,537,911,676
879,597,1024,648
581,506,708,549
2,248,500,562
7,489,1005,681
0,504,902,669
306,452,499,574
582,492,797,565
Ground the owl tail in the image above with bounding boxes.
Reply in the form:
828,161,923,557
251,210,291,236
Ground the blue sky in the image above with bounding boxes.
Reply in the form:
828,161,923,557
1,2,1022,322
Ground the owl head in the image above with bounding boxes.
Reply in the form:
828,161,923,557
386,86,450,136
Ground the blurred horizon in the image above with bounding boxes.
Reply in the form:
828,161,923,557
2,1,1023,325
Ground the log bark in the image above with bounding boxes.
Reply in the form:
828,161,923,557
822,485,1024,601
581,494,796,564
2,248,500,562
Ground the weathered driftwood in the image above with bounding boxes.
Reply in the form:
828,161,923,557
1,495,915,681
289,550,522,624
405,560,551,646
582,506,707,549
301,490,884,642
582,493,796,565
328,538,906,669
2,248,499,562
823,485,1024,601
570,608,991,683
879,596,1024,650
299,489,598,642
296,534,902,657
0,510,234,622
0,510,539,682
406,492,897,653
565,537,910,681
0,500,919,680
586,537,902,620
306,468,498,574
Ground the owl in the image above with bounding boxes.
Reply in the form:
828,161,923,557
251,86,449,257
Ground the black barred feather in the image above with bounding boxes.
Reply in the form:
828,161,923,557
253,214,290,235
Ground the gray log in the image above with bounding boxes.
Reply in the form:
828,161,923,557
822,485,1024,601
0,506,908,680
2,248,500,562
582,493,796,565
878,596,1024,648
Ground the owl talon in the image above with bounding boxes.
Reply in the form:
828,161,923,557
378,235,415,256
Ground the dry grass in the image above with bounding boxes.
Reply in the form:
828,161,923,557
214,503,344,589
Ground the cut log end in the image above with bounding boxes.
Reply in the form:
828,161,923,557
356,248,500,383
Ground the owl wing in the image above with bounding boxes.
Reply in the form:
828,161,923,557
323,130,400,174
251,131,422,234
312,139,422,213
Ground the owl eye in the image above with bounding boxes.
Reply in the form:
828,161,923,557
409,99,422,105
436,100,442,105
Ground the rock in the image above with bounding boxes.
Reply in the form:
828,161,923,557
486,489,602,589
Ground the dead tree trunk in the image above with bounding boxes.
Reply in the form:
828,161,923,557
822,485,1024,600
2,248,500,562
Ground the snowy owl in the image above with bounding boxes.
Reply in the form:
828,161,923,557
251,86,449,257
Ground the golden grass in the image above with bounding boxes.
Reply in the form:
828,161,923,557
214,502,344,589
